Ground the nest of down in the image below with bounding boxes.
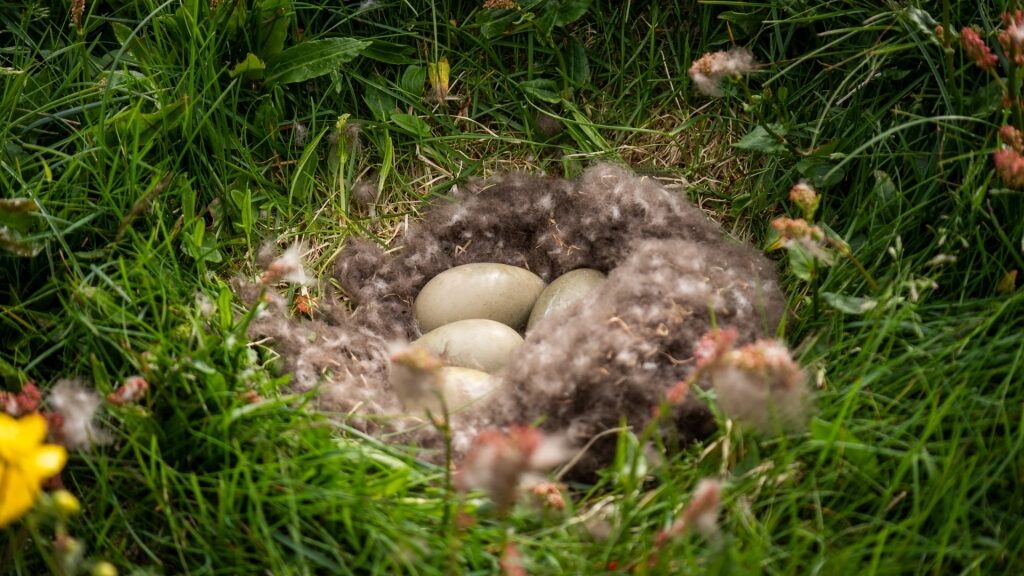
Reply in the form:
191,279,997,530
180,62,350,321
244,163,786,477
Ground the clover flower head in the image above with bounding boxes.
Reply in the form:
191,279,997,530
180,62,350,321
0,413,68,528
994,147,1024,189
788,181,820,219
961,27,998,70
1000,125,1024,153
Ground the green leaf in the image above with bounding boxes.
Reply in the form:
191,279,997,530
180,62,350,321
821,292,878,315
810,418,879,472
289,126,331,213
265,38,370,85
566,37,590,86
229,53,266,80
519,79,561,103
734,124,788,154
795,157,844,188
547,0,592,26
390,113,431,139
477,10,518,38
105,97,189,148
362,39,416,65
363,82,397,121
787,244,817,281
399,65,426,97
256,0,292,59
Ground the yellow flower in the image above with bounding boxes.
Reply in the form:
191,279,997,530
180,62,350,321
428,57,450,101
0,413,67,528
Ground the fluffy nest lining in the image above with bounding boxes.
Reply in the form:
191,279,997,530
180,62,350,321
246,163,786,477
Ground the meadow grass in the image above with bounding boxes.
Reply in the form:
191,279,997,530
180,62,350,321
1,0,1022,574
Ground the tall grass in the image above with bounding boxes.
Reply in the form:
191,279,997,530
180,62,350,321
1,0,1021,573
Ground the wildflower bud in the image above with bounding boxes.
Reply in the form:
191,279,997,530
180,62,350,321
53,490,82,516
260,244,313,286
961,27,998,70
456,426,569,512
999,125,1024,153
770,217,823,242
530,481,567,510
500,541,527,576
71,0,85,31
106,376,148,406
239,390,263,404
688,48,756,97
788,181,820,220
1000,11,1024,66
694,327,739,370
1,382,42,416
389,345,444,411
294,292,316,317
664,380,690,405
91,561,118,576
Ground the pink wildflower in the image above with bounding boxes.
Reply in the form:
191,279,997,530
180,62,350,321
770,217,824,242
0,382,41,416
693,327,739,370
788,181,820,219
999,125,1024,153
260,243,313,286
658,479,723,542
530,481,567,510
688,48,756,97
500,541,527,576
770,217,833,263
994,148,1024,189
709,339,810,433
664,380,689,406
999,11,1024,66
106,376,149,406
961,27,998,70
455,426,569,512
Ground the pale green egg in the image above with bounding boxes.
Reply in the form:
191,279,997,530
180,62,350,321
527,268,605,331
414,263,546,331
413,319,524,373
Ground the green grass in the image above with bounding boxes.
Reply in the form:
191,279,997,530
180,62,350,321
2,0,1022,574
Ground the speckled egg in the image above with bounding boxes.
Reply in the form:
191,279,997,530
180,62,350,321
414,263,546,331
527,268,606,331
412,319,524,373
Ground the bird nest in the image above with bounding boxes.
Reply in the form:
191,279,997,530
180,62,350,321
244,163,786,477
